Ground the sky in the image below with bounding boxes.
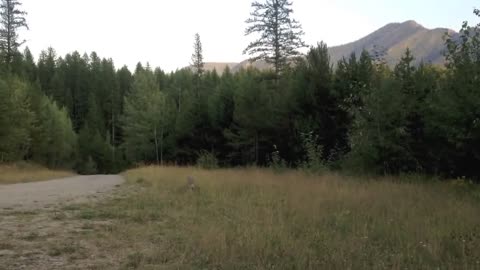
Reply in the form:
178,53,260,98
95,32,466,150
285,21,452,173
19,0,479,72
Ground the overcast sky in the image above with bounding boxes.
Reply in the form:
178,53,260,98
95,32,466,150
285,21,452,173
19,0,479,72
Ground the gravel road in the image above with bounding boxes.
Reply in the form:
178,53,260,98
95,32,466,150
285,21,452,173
0,175,124,210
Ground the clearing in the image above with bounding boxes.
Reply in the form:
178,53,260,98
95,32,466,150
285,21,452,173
0,167,479,269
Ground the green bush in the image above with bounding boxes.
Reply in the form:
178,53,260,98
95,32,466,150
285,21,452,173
300,132,328,174
78,156,97,175
196,151,219,170
269,145,287,173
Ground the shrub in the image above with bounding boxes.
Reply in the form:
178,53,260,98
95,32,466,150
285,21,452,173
269,144,287,173
300,132,328,174
78,156,97,175
196,151,219,170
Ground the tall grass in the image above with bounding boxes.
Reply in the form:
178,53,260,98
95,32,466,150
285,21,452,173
75,167,480,269
0,162,74,184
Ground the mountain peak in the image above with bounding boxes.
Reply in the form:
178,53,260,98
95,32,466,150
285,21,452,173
328,21,458,67
401,20,423,28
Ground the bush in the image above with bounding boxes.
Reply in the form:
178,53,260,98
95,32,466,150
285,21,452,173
269,144,287,173
78,156,97,175
300,132,328,174
196,151,219,170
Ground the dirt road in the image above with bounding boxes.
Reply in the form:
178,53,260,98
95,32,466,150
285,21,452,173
0,175,127,269
0,175,124,210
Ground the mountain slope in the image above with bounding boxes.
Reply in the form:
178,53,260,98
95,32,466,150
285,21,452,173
199,20,457,72
328,20,457,66
203,62,238,74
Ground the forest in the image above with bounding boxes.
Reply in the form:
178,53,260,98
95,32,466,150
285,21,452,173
1,0,480,180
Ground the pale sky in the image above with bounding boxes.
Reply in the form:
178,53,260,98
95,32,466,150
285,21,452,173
19,0,479,72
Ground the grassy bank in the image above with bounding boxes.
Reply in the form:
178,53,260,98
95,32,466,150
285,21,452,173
0,163,75,184
57,166,480,269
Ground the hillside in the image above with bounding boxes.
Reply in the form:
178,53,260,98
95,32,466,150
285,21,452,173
201,20,457,71
328,20,457,66
203,62,238,74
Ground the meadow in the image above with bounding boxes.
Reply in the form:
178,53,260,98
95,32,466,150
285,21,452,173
55,166,480,269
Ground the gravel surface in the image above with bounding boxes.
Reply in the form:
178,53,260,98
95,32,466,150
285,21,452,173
0,175,124,210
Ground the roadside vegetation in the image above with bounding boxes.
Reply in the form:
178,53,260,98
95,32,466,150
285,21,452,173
0,162,74,185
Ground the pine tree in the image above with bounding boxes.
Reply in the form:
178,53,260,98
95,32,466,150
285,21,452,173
191,33,204,77
244,0,306,77
225,69,277,165
292,42,347,162
207,67,236,163
0,0,28,67
427,9,480,178
191,33,204,98
123,70,175,165
61,51,91,130
0,77,34,161
30,95,77,168
22,47,36,81
38,47,57,97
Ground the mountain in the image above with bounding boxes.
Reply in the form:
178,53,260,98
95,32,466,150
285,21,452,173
188,61,268,74
231,59,270,73
328,20,457,67
203,62,238,74
198,20,457,72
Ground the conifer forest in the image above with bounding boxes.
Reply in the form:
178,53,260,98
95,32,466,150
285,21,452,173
1,0,480,181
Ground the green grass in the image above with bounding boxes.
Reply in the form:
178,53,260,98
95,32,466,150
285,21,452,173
66,166,480,269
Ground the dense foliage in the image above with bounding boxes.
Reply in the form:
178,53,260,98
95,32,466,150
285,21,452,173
0,2,479,180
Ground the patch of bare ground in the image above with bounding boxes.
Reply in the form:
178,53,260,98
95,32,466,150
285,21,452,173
0,184,137,270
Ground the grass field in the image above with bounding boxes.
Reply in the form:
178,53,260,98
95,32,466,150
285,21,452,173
49,166,480,269
0,163,75,184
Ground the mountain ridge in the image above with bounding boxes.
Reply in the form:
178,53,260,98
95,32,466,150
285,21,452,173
195,20,457,72
328,20,457,67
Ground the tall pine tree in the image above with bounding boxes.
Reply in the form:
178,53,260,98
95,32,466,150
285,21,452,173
0,0,27,68
244,0,306,77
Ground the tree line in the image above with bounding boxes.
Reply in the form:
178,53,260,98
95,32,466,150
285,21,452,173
0,0,479,180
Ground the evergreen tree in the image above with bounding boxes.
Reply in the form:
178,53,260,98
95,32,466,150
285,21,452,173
225,69,277,165
426,10,480,178
22,47,36,81
0,0,27,67
244,0,306,77
0,77,34,161
61,51,91,130
37,47,57,97
191,33,204,77
207,67,236,164
123,70,175,165
292,43,348,162
191,33,204,102
30,95,77,168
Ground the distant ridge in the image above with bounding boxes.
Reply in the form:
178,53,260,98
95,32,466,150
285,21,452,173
328,20,457,67
193,20,458,72
203,62,238,74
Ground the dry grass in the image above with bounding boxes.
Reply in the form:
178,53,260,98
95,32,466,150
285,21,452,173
50,166,480,269
0,162,75,185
